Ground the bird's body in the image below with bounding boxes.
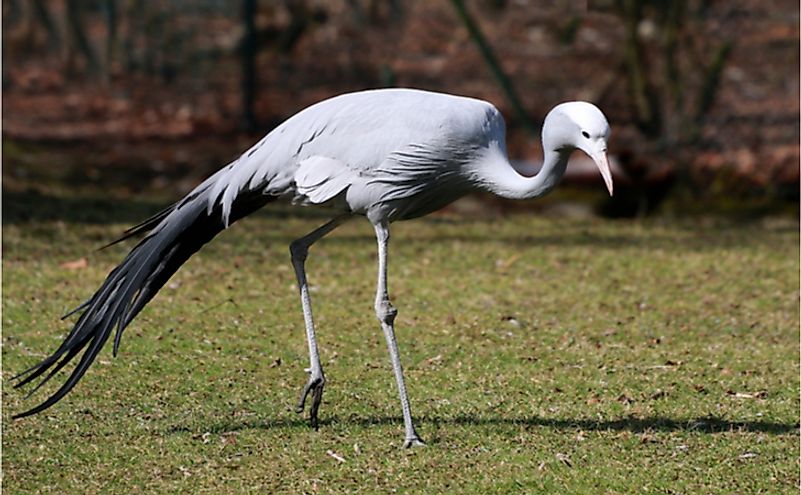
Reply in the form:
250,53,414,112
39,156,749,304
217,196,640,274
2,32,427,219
208,89,504,223
13,88,613,447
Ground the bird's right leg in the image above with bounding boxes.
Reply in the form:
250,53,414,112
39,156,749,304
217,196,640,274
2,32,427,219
290,215,349,429
373,221,425,448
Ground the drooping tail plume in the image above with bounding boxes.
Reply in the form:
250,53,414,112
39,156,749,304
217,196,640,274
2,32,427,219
12,181,272,418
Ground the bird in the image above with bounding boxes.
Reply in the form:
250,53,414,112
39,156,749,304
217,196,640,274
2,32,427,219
12,88,613,448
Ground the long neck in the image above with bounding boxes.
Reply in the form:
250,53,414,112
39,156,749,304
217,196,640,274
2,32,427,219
475,144,571,200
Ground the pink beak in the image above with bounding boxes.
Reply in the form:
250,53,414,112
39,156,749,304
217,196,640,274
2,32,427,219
591,151,614,196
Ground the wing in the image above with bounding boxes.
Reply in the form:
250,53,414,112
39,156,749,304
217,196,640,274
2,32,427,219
293,156,354,205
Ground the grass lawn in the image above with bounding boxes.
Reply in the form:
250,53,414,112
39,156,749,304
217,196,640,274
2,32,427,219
2,192,799,494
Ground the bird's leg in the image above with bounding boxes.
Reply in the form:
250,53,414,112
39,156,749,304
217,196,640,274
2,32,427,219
290,215,349,429
373,222,425,448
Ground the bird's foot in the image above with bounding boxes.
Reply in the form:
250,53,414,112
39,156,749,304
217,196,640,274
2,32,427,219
295,371,325,430
403,436,426,448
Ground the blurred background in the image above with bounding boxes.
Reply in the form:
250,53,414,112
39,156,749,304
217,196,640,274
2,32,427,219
2,0,799,219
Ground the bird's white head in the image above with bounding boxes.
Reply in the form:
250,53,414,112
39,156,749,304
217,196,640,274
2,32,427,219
542,101,613,195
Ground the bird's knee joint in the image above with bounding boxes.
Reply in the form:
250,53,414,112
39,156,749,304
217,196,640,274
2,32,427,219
375,300,397,324
290,240,308,263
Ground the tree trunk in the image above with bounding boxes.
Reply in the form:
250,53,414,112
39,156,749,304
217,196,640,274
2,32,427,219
449,0,536,136
65,0,101,77
241,0,258,132
619,0,661,137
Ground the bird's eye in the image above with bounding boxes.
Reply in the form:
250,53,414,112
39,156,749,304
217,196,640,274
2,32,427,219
581,131,590,139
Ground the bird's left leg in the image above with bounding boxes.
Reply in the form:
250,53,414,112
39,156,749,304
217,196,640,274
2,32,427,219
373,221,425,448
290,215,349,429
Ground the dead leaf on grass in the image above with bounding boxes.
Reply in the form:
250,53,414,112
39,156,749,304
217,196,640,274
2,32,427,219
326,449,346,463
727,390,767,399
60,257,88,270
555,452,572,467
617,393,634,405
220,432,237,446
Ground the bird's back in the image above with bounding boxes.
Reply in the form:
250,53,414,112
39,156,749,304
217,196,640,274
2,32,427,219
208,89,507,223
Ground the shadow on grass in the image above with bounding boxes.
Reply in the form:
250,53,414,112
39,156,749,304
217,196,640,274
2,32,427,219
168,413,799,437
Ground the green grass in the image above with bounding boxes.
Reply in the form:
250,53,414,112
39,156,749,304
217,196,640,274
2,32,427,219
3,197,799,494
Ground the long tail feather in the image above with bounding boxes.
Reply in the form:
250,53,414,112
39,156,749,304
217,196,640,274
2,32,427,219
12,184,272,419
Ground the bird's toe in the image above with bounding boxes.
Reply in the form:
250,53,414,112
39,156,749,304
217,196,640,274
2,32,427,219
296,374,325,429
402,437,426,448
